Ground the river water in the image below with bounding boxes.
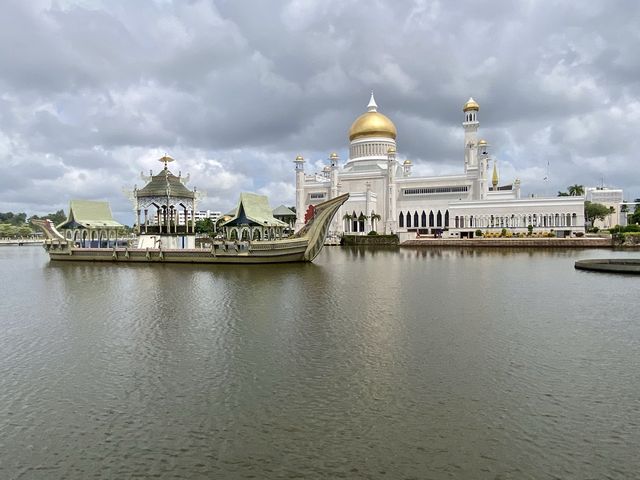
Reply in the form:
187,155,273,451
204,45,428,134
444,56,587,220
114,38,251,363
1,245,639,479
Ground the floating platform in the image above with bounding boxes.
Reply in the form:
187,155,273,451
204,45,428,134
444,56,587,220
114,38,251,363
574,258,640,274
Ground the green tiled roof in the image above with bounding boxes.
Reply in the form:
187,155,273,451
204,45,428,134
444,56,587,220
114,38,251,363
272,204,296,216
222,193,288,228
58,200,124,229
137,169,194,198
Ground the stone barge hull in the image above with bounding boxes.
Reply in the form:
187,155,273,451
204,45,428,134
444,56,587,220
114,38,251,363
45,243,309,264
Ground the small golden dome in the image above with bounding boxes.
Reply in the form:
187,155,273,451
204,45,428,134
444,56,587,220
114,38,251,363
463,97,479,112
403,159,412,165
330,152,338,159
349,112,397,141
478,139,487,145
295,155,304,162
387,146,396,154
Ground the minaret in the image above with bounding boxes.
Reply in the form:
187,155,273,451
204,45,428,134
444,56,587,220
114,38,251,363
386,147,398,234
329,152,341,233
329,152,339,199
477,139,490,200
463,97,480,173
294,155,305,232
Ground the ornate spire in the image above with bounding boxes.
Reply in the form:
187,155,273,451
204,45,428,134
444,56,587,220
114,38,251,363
367,91,378,112
492,160,499,188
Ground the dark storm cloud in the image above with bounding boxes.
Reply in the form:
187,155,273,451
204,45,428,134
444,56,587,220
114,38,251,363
1,0,639,222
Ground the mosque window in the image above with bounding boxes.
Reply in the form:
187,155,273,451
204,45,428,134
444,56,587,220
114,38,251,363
310,193,325,200
429,211,435,227
403,186,469,196
406,212,412,228
399,213,404,228
421,211,427,227
437,211,443,227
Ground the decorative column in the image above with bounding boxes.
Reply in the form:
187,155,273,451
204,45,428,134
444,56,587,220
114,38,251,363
294,155,306,232
386,147,397,234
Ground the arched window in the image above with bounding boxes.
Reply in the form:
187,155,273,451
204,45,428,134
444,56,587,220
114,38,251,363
413,211,419,227
399,213,404,228
429,211,435,227
437,210,443,227
445,211,449,227
421,211,427,227
406,211,412,228
455,216,459,228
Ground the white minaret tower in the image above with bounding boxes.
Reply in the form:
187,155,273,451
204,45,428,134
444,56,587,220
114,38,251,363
463,97,480,173
329,152,341,233
294,155,306,232
385,147,398,234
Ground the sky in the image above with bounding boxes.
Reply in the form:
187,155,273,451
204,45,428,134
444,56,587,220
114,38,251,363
1,0,639,224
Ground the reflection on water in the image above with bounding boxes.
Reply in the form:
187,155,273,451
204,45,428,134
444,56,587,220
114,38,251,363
1,245,639,479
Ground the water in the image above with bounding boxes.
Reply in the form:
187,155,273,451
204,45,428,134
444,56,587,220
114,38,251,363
1,245,639,479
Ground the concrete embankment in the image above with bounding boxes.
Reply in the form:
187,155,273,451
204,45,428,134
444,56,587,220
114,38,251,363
401,238,613,248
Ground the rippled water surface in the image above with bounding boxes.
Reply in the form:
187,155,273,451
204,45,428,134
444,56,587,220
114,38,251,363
1,245,639,479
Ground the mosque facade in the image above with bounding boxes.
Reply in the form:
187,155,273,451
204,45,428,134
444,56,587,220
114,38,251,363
294,94,585,240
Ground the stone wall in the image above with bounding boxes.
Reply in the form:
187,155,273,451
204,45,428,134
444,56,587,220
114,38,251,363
341,234,399,246
401,238,613,248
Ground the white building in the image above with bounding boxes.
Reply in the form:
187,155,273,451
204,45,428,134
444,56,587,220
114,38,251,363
585,187,624,228
295,94,585,240
177,209,222,225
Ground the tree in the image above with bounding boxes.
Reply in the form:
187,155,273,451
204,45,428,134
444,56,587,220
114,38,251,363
629,199,640,225
557,191,570,197
568,184,585,196
195,218,215,236
370,212,381,231
584,201,610,226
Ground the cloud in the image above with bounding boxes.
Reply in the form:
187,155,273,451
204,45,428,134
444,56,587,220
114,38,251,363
1,0,639,224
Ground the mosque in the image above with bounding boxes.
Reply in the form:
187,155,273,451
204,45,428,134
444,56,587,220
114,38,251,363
294,94,585,240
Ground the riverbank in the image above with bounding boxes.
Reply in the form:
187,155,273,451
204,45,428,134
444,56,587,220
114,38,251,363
401,237,614,248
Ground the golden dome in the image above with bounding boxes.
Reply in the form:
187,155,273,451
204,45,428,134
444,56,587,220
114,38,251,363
463,97,479,112
478,139,487,145
349,111,397,141
387,146,396,154
329,152,338,159
403,159,412,165
295,155,304,162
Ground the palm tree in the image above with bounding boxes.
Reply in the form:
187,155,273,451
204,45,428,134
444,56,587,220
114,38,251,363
342,213,354,233
568,184,585,196
370,212,382,232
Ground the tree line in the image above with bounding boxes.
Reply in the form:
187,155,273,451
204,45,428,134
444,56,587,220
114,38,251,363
0,210,66,238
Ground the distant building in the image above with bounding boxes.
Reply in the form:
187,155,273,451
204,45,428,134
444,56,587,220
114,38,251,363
295,93,585,240
585,187,624,228
272,205,296,232
177,210,222,225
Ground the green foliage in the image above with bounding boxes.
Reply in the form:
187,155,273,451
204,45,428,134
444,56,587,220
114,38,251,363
527,224,533,235
584,201,611,225
568,184,585,196
500,228,508,237
557,191,570,196
195,218,216,236
0,212,28,225
0,223,33,238
610,224,640,234
475,229,483,237
629,199,640,224
29,209,66,226
367,230,378,236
